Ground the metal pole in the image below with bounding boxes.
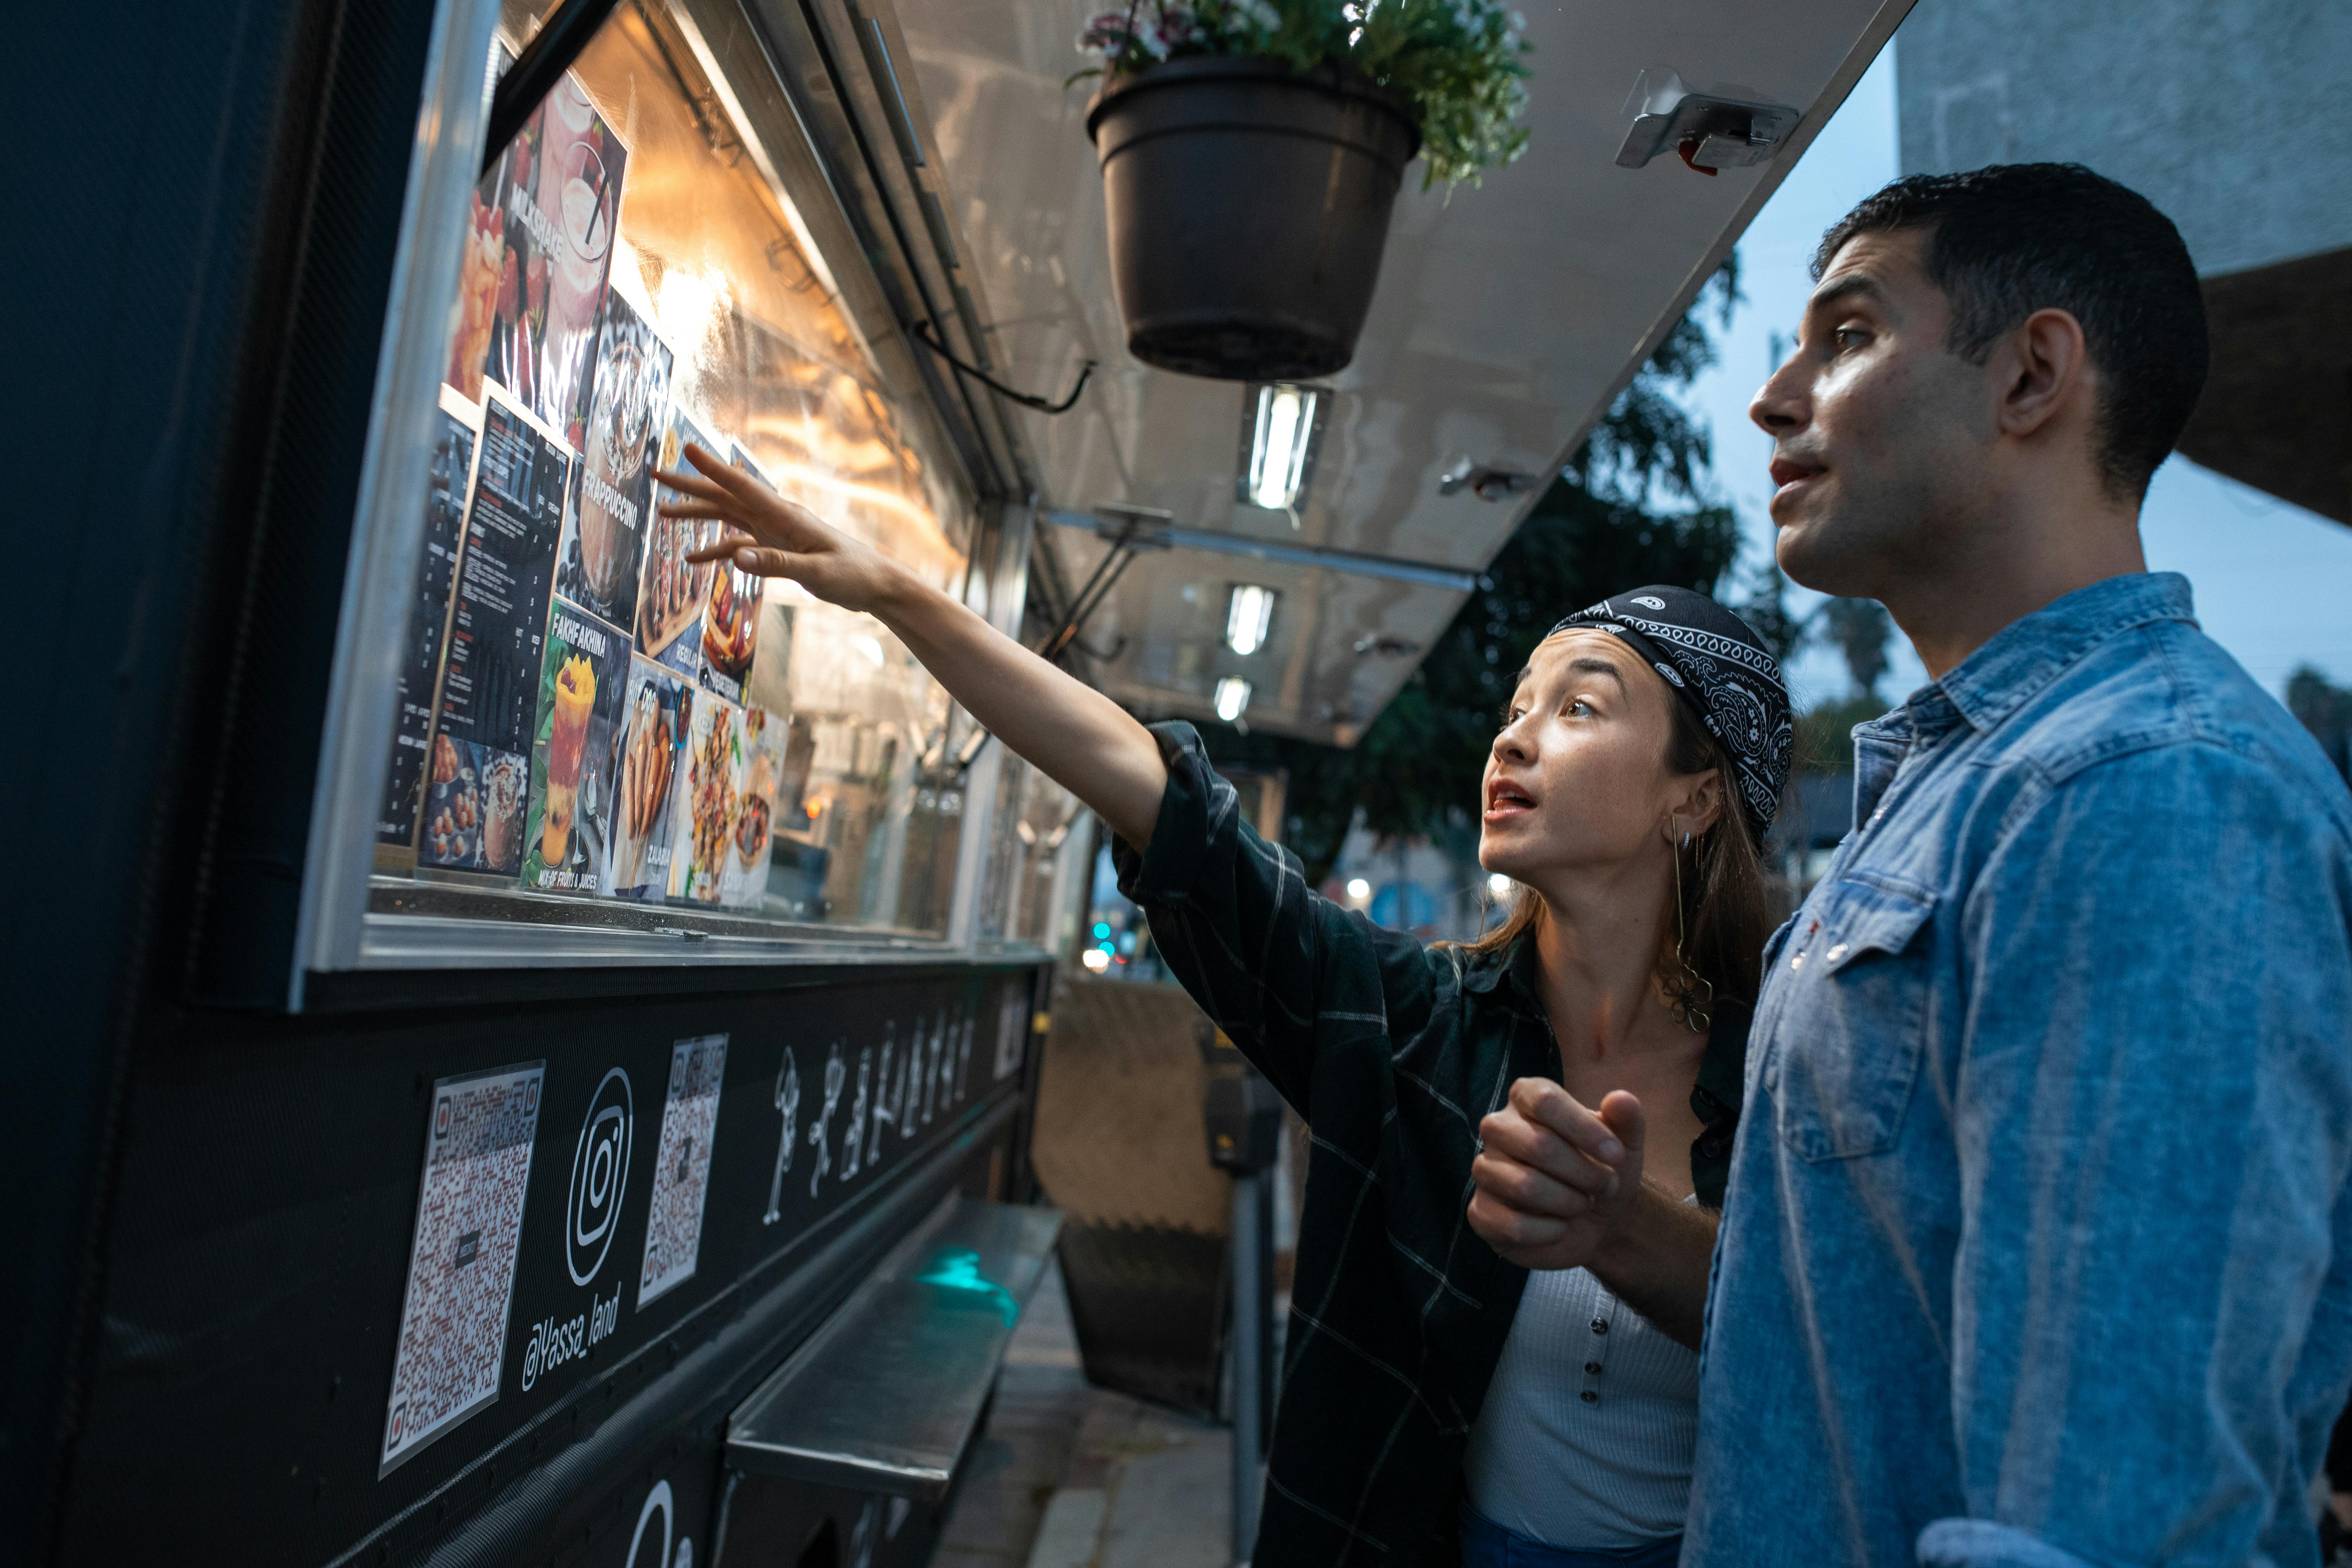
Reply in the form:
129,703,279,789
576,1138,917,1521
1231,1171,1265,1566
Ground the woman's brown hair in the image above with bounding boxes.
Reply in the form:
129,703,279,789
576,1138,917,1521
1461,685,1770,1015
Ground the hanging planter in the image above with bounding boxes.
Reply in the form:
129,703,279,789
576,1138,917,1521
1088,58,1417,381
1075,1,1531,383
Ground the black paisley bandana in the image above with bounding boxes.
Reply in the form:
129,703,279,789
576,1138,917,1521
1549,584,1794,835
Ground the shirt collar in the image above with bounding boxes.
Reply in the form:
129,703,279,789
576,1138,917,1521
1932,571,2198,735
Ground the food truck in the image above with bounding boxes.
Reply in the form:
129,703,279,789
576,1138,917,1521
10,0,1906,1561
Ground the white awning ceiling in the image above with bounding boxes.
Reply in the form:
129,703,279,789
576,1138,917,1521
888,0,1911,741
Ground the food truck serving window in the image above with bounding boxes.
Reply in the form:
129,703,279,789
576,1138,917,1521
317,0,1011,974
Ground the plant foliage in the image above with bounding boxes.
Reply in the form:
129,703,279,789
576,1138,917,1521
1075,0,1533,187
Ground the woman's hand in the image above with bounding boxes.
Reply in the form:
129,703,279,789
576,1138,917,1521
653,441,1168,847
654,442,905,615
1468,1079,1646,1271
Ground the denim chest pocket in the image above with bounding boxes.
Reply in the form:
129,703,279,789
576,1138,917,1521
1772,874,1936,1161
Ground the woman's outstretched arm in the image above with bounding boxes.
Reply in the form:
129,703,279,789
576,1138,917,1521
657,443,1167,848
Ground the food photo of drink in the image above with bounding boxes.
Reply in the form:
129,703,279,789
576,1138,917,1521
539,74,627,447
603,659,692,901
555,288,671,629
520,601,629,894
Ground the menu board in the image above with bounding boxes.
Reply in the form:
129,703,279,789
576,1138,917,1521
604,659,693,901
520,601,630,894
554,289,672,632
386,38,975,935
420,386,569,876
378,390,481,851
639,409,722,681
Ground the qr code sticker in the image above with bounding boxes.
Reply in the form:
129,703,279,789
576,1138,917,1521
381,1061,545,1475
639,1034,727,1306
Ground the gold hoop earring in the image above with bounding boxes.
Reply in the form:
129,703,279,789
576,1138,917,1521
1663,828,1714,1034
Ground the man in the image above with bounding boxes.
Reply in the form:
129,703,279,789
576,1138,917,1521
1466,163,2352,1565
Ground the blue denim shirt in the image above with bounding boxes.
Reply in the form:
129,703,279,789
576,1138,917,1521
1685,573,2352,1568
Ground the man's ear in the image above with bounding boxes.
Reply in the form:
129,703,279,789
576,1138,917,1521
1993,306,2092,441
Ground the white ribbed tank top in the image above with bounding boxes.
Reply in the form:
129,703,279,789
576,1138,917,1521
1460,1232,1699,1547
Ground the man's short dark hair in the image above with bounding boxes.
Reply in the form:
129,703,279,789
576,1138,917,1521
1813,163,2208,498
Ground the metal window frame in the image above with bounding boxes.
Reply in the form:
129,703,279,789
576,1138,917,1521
292,0,1043,1006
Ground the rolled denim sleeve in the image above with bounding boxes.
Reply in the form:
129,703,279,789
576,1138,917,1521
1112,722,1430,1119
1937,743,2352,1564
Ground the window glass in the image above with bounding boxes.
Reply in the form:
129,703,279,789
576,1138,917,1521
978,755,1087,952
374,0,974,940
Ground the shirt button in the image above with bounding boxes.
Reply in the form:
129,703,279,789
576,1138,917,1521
1790,953,1804,970
1580,1391,1598,1404
1827,943,1848,963
1591,1319,1607,1334
1584,1361,1602,1374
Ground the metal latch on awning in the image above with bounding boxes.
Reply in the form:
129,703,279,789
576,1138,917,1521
1616,68,1800,175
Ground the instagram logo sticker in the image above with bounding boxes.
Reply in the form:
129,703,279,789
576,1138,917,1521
566,1068,634,1286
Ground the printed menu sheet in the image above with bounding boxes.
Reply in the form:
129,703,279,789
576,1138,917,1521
520,601,630,894
420,386,570,876
604,658,693,901
554,289,672,633
639,1034,727,1307
381,1061,545,1476
378,389,482,853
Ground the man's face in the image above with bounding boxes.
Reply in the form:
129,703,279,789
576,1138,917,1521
1748,227,1992,599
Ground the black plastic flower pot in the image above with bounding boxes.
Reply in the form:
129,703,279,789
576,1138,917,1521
1086,56,1421,381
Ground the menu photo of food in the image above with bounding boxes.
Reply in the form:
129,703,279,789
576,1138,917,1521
668,694,743,904
519,600,630,895
603,659,692,902
554,289,673,630
693,442,772,704
420,733,530,876
637,407,723,680
720,706,786,908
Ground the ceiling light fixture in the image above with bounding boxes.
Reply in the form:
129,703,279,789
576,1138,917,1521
1214,677,1253,723
1225,584,1278,656
1240,384,1322,513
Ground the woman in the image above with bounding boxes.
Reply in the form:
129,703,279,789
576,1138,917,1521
656,449,1792,1568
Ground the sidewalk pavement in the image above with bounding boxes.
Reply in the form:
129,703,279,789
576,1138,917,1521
935,1260,1237,1568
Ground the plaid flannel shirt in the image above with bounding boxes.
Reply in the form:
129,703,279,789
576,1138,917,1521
1114,723,1748,1567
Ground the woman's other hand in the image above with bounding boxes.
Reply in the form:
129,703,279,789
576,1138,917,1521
655,442,904,615
1468,1078,1645,1271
